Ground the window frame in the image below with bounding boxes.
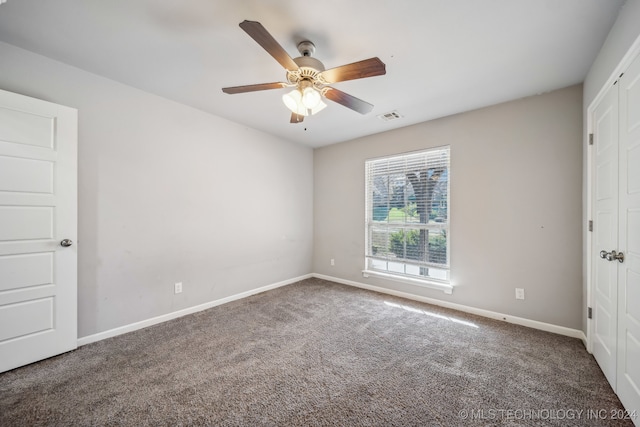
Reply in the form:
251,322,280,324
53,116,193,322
363,146,452,294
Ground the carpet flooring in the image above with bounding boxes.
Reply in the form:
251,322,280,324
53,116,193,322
0,278,632,426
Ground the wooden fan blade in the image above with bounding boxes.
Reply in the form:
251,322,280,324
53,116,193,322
239,20,299,71
222,82,287,94
320,57,386,84
324,88,374,114
290,112,305,124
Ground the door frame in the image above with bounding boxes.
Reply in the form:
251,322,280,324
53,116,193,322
586,35,640,354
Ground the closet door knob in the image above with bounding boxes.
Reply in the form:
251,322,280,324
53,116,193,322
60,239,73,247
602,250,624,263
610,250,624,263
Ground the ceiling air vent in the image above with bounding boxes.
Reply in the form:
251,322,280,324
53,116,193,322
378,110,403,122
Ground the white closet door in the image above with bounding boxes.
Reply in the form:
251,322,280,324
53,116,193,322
617,51,640,422
592,83,620,387
0,89,77,373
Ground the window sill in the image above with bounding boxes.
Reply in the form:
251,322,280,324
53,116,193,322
362,270,453,294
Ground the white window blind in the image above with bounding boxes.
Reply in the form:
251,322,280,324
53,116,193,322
365,147,450,283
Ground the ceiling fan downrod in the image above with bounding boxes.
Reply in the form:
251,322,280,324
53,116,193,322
297,41,315,57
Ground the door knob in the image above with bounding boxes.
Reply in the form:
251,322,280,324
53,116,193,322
609,250,624,263
60,239,73,247
601,249,624,263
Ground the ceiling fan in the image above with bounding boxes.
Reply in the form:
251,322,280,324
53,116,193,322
222,20,386,124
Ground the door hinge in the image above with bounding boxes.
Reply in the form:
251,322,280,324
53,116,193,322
589,133,593,145
588,220,593,232
588,307,593,319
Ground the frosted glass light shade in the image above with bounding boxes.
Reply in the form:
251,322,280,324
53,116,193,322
283,89,327,116
302,87,322,109
311,100,327,114
282,90,307,115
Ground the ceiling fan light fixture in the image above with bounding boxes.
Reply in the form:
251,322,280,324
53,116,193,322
301,86,322,109
283,88,327,116
283,89,306,115
311,99,327,115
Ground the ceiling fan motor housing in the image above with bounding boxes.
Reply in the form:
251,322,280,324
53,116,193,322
289,56,325,85
293,56,325,72
291,41,326,84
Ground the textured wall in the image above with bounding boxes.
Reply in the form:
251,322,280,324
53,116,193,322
314,85,583,329
0,42,314,338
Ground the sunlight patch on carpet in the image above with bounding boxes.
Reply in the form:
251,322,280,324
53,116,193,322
384,300,479,328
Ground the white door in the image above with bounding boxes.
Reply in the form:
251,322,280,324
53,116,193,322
617,52,640,420
0,89,77,373
592,83,619,387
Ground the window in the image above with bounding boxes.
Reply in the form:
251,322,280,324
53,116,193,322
365,147,450,287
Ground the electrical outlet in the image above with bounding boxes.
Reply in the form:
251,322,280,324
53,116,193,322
174,282,183,294
515,288,525,300
330,258,335,266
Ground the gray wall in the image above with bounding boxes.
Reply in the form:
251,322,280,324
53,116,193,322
0,42,314,338
314,85,583,329
584,0,640,105
582,0,640,334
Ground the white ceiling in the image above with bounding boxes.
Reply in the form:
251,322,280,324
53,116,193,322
0,0,625,148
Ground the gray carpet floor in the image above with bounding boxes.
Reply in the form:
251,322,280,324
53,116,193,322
0,278,632,426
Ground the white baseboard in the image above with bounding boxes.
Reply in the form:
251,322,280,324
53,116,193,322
77,274,312,346
313,273,586,341
78,272,587,347
578,331,588,349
